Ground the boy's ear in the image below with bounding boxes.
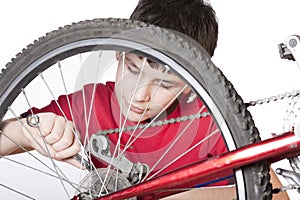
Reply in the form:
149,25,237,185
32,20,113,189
116,51,121,61
183,87,191,95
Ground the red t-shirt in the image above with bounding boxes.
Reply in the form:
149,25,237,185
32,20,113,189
28,82,228,184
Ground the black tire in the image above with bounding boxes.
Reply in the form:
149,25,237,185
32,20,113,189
0,18,272,199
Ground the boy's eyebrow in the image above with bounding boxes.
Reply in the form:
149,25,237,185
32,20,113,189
125,54,175,76
160,79,179,85
125,55,183,85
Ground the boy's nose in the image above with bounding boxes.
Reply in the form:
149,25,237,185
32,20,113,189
134,84,152,102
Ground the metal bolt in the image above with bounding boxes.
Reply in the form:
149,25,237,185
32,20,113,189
289,38,297,48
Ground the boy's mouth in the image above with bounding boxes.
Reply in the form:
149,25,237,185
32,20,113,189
125,101,147,115
129,104,146,115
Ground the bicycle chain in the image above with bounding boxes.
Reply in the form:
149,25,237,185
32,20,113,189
97,112,210,135
247,89,300,133
97,90,300,135
246,89,300,107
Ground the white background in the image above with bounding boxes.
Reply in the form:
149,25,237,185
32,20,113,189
1,0,300,199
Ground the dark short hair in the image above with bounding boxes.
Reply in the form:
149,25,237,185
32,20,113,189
130,0,218,56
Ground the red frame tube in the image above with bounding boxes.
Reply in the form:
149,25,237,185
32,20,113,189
88,132,300,200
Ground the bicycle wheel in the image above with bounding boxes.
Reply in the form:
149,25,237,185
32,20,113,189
0,18,271,200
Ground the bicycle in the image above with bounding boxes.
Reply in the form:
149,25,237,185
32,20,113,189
0,18,299,200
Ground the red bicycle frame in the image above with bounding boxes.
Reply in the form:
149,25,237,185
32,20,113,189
84,131,300,200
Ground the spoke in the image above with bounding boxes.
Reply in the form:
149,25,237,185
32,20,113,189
76,53,109,195
39,72,84,148
78,60,96,198
118,52,126,151
124,66,170,149
100,54,148,194
58,61,97,178
84,51,114,195
58,61,73,113
120,84,188,154
78,51,113,195
0,128,81,194
146,128,220,181
101,63,188,189
83,51,103,149
114,51,126,193
118,57,147,149
81,51,100,170
21,89,34,115
39,66,94,170
39,73,67,119
58,61,79,136
1,156,81,188
143,106,206,181
58,58,110,197
104,63,170,186
0,183,36,200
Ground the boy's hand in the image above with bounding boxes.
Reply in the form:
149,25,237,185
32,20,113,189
21,112,82,168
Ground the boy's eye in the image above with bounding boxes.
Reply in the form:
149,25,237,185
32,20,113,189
160,82,175,89
127,63,140,74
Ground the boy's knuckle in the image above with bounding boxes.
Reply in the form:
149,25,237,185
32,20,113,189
53,115,64,125
74,142,81,152
63,138,72,147
52,133,61,142
41,124,52,134
45,112,56,120
66,122,74,130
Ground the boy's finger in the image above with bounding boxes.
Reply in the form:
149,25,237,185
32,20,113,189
44,116,65,144
38,114,56,137
54,141,80,160
51,122,74,151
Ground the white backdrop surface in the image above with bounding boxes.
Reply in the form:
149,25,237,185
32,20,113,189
1,0,300,199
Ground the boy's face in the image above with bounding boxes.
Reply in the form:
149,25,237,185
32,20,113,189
115,53,190,122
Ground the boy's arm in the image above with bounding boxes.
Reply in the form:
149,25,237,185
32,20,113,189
271,168,290,200
161,168,289,200
0,118,31,155
161,185,236,200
